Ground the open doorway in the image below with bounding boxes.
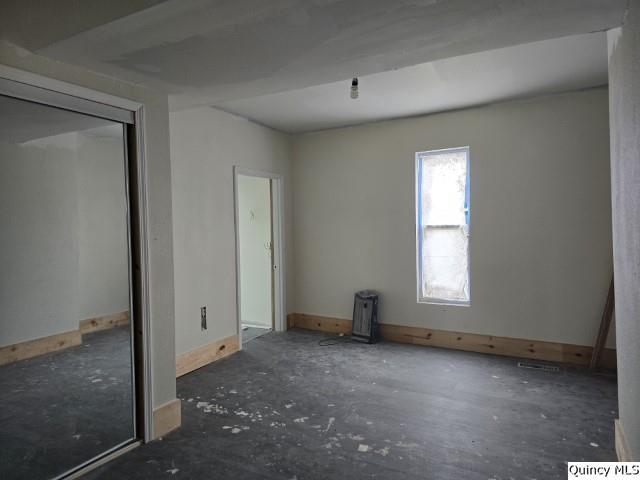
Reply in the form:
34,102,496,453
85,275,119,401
234,168,285,346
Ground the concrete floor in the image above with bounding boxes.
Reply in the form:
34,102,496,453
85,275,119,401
85,328,617,480
0,327,135,480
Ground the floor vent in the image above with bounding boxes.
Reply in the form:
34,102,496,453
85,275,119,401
517,361,559,372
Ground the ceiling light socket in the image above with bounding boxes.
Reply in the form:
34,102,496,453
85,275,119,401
350,77,359,99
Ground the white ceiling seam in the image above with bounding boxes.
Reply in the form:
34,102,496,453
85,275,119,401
215,32,609,133
17,0,624,109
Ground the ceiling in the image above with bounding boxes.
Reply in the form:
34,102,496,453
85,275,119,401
0,95,119,144
0,0,624,111
217,32,609,133
0,1,169,51
0,1,626,133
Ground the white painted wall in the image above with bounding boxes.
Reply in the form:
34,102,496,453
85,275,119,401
76,131,130,321
0,136,80,345
0,130,130,347
0,41,177,408
608,0,640,459
292,88,614,348
237,175,273,328
170,107,291,355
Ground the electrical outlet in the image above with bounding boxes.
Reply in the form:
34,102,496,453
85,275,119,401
200,306,207,330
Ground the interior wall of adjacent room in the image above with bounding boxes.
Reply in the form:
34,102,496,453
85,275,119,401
76,131,130,321
0,135,79,345
608,0,640,459
0,41,177,407
292,87,614,348
170,107,292,356
0,131,129,347
237,175,273,328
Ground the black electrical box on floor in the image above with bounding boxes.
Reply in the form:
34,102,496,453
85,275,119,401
352,290,379,344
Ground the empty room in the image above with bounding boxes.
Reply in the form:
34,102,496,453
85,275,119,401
1,1,639,479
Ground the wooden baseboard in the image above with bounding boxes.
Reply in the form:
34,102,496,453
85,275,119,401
287,313,617,369
616,419,633,461
292,313,352,334
153,398,181,439
176,334,239,378
0,310,132,366
0,330,82,366
79,311,130,334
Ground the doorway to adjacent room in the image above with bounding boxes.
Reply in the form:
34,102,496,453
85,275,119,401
234,168,285,345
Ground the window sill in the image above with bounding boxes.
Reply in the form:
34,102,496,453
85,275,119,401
418,298,470,307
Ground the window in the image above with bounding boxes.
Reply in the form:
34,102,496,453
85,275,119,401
416,147,470,304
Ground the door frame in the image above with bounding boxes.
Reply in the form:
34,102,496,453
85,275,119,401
0,65,154,465
233,166,286,348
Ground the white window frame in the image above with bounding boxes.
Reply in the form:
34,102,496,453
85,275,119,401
415,146,471,306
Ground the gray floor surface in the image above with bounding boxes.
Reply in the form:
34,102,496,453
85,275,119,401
0,327,135,480
243,326,272,344
84,328,617,480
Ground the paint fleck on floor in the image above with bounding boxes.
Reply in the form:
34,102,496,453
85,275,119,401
85,329,617,480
